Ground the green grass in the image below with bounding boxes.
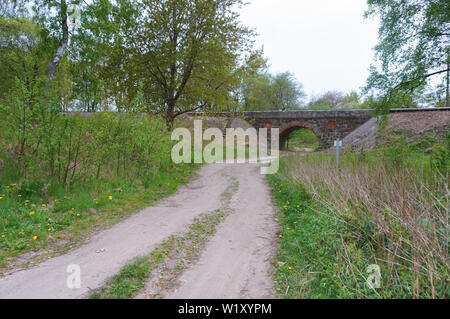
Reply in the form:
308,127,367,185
268,134,449,298
0,163,199,271
90,256,152,299
285,129,319,151
269,161,380,298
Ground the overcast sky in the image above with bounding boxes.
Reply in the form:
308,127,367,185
239,0,380,99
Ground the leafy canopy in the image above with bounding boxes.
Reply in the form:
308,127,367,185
364,0,450,112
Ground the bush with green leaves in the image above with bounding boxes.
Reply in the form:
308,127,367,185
0,78,176,189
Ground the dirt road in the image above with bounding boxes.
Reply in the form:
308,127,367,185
0,162,278,299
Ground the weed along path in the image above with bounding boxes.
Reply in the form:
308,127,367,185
0,163,278,299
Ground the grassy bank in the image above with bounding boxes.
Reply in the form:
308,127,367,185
0,163,197,271
0,90,201,270
269,136,449,298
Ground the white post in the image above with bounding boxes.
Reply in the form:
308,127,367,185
334,139,342,173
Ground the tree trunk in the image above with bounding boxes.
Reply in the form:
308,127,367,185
446,57,449,108
46,0,69,81
166,100,176,130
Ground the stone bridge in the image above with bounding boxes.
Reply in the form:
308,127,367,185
201,108,450,150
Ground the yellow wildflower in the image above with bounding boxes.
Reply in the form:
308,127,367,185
48,228,52,232
42,204,47,207
1,234,5,238
33,236,37,240
0,197,3,200
29,211,35,216
108,196,113,200
288,267,292,270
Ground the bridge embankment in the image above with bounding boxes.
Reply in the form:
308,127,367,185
195,108,449,150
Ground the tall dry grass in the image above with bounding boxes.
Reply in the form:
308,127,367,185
286,152,448,298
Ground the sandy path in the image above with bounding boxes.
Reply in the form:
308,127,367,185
163,163,278,299
0,162,278,299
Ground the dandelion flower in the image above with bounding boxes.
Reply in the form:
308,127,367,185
71,208,75,211
42,204,47,207
48,228,52,232
29,211,35,216
1,234,5,238
108,196,113,200
33,236,37,240
76,214,80,217
279,234,283,238
0,197,3,200
288,267,292,270
25,200,29,203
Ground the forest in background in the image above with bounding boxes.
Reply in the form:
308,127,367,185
1,0,448,127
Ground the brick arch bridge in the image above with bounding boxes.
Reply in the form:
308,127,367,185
242,109,372,149
203,108,450,150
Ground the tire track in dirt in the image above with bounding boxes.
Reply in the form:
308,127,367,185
160,163,278,299
0,162,278,299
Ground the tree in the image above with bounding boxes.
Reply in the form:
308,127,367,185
234,49,273,111
32,0,79,81
315,91,344,109
91,0,252,127
364,0,450,112
0,17,47,100
269,72,305,111
0,0,29,18
0,1,83,106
